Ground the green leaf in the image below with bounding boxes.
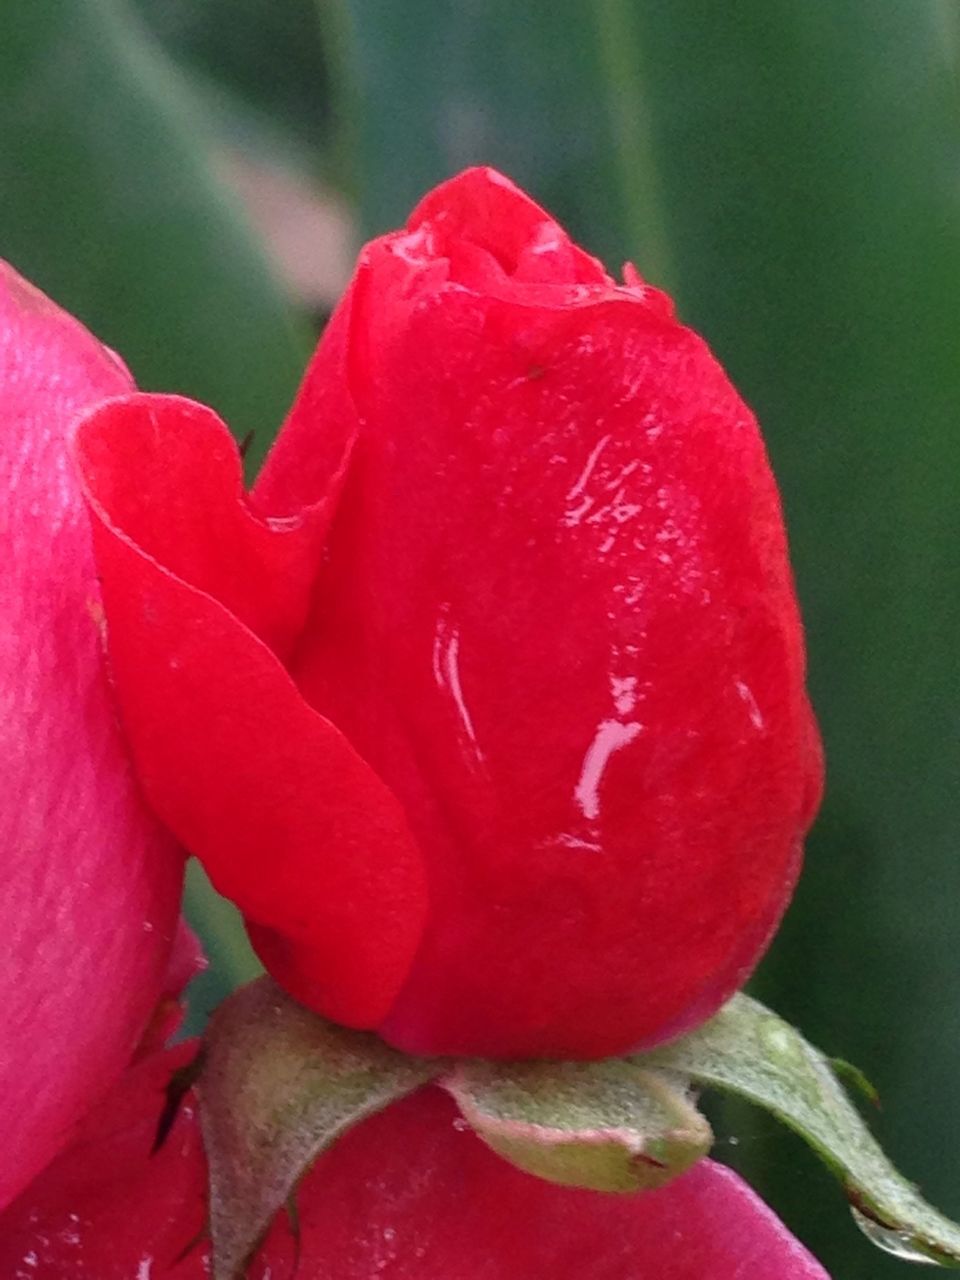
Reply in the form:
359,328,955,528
0,0,311,467
642,995,960,1268
131,0,333,162
444,1058,711,1194
199,977,439,1280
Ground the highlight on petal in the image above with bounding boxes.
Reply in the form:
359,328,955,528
0,261,184,1206
75,393,428,1028
0,1052,830,1280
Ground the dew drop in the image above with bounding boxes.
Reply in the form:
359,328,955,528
759,1020,796,1060
850,1208,939,1265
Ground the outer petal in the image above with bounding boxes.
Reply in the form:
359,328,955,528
274,169,823,1058
0,263,184,1205
0,1057,829,1280
74,388,427,1028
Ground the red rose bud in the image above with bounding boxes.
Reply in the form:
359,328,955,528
77,168,822,1060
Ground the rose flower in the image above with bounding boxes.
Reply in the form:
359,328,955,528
75,167,821,1060
0,166,829,1277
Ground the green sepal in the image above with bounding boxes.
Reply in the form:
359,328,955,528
443,1057,712,1193
641,994,960,1268
198,977,439,1280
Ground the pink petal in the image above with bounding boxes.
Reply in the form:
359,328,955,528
0,263,185,1205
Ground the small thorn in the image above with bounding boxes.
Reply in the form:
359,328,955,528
153,1047,206,1154
635,1151,668,1171
286,1190,303,1279
830,1056,882,1110
171,1222,208,1267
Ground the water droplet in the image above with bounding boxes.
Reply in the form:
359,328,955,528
759,1019,796,1060
850,1208,939,1265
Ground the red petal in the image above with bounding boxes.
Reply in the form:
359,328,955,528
75,392,427,1027
163,919,208,1004
0,1058,829,1280
409,165,612,292
270,169,823,1058
0,262,184,1205
0,1044,208,1279
267,1089,830,1280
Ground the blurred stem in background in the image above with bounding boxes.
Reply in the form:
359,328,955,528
591,0,675,293
313,0,363,204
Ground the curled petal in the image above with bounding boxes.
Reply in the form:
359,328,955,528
75,394,427,1027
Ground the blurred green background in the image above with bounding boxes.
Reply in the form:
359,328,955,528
4,2,958,1274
